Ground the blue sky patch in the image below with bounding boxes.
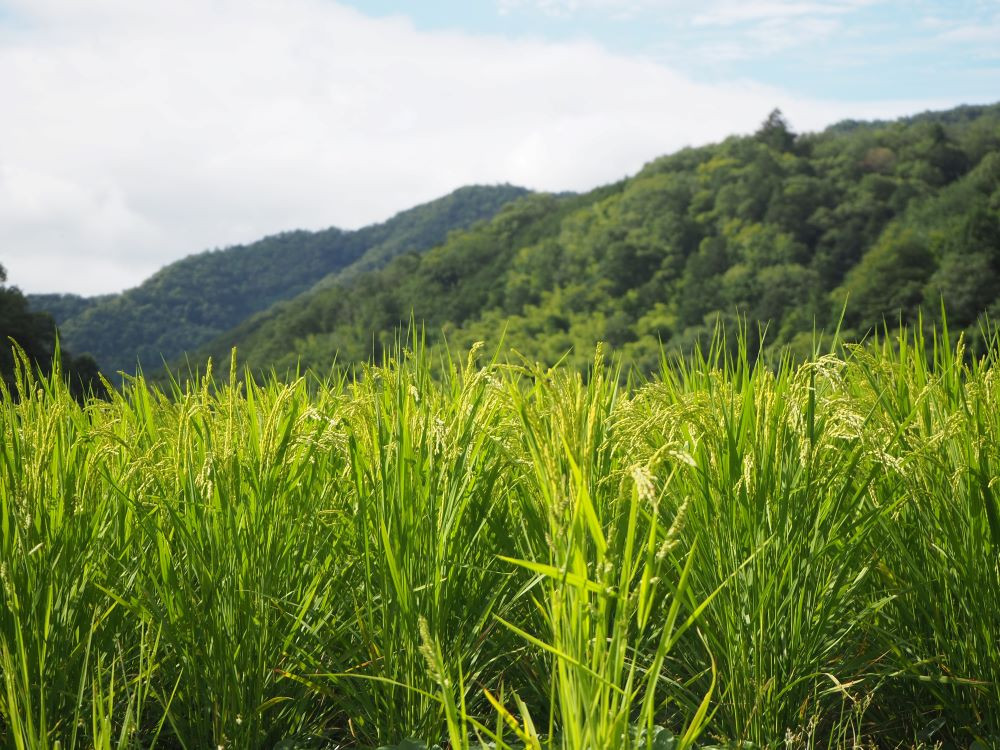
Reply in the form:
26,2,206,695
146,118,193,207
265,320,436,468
337,0,1000,103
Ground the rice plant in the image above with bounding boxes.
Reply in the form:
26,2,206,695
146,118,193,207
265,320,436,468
0,327,997,749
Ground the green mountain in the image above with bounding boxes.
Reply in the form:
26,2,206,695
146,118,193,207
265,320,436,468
29,184,527,375
190,103,1000,376
24,293,108,326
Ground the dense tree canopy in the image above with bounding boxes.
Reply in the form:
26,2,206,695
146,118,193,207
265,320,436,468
185,102,1000,376
0,266,104,399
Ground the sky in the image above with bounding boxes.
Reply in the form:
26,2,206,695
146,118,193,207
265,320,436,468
1,0,997,296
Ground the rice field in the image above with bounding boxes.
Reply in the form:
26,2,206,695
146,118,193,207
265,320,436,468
1,328,999,749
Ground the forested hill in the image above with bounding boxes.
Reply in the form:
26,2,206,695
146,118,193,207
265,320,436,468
28,184,527,375
0,265,104,399
189,102,1000,376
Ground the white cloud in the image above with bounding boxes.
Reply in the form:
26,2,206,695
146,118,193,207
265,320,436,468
498,0,880,24
1,0,945,295
939,22,1000,45
691,0,878,26
501,0,886,57
683,0,886,59
497,0,662,17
